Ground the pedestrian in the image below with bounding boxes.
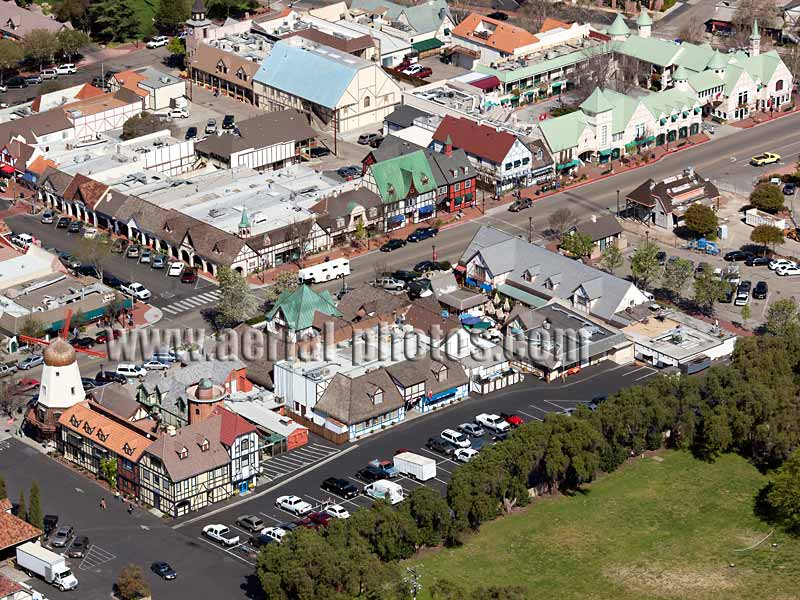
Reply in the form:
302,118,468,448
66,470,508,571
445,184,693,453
127,503,133,515
115,490,120,502
100,497,106,510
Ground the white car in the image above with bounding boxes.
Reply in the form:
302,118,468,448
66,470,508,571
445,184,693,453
146,36,169,49
260,527,287,544
116,363,147,378
441,428,471,448
325,504,350,519
403,64,424,76
454,448,479,463
168,261,184,277
121,282,151,301
56,64,76,75
83,227,97,239
475,413,510,433
142,358,169,371
769,258,795,271
275,495,312,516
202,524,239,546
40,68,58,80
778,265,800,276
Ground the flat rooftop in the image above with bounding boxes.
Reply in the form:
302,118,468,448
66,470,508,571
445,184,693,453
492,36,604,73
206,30,273,62
623,310,736,361
144,164,354,236
0,271,114,317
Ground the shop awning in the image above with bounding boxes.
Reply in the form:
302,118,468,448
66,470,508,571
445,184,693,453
418,205,435,215
599,149,613,157
470,75,500,91
497,283,548,308
0,165,15,175
454,264,466,273
556,159,579,170
387,215,405,224
412,38,443,53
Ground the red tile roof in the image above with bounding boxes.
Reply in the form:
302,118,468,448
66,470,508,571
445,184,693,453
539,17,570,33
76,83,107,100
0,498,11,512
26,155,57,175
0,574,24,597
211,405,257,447
432,115,517,164
452,13,539,54
0,512,41,551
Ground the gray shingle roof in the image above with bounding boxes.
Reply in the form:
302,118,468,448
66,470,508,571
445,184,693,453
385,105,431,129
144,415,230,482
572,215,623,242
314,368,404,425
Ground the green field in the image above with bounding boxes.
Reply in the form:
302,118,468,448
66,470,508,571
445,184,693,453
35,0,159,38
413,452,800,600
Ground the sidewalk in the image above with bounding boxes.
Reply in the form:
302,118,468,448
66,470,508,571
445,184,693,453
728,104,800,129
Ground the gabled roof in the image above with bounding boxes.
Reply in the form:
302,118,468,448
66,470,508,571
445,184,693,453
707,50,727,70
314,368,404,425
385,352,468,394
368,150,437,203
0,0,71,36
432,115,518,164
571,214,623,242
607,14,630,36
266,285,341,331
350,0,449,35
211,405,257,447
190,43,260,88
539,17,570,33
144,415,230,482
452,13,539,54
538,110,587,153
0,512,41,551
335,285,409,322
580,87,613,114
312,188,383,232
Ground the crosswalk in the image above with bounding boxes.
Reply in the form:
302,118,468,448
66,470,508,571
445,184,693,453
78,544,116,571
260,443,340,482
160,290,221,315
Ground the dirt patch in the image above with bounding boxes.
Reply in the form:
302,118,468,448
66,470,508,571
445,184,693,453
607,564,739,598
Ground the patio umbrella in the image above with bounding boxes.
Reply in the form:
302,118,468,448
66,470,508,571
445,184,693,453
485,303,496,316
502,298,511,312
492,292,501,305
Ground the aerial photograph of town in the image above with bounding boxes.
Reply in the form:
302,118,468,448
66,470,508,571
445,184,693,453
0,0,798,597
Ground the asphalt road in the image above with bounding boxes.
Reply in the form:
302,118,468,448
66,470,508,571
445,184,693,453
312,112,800,294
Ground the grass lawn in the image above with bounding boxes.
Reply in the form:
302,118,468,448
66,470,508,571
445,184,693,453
34,0,159,38
413,451,800,600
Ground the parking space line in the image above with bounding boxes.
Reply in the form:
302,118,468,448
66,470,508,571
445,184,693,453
518,409,541,421
434,477,449,485
527,404,549,416
622,366,649,377
230,524,250,536
436,463,452,475
197,536,254,566
417,446,456,465
258,512,283,524
543,399,567,411
635,370,655,381
78,544,116,571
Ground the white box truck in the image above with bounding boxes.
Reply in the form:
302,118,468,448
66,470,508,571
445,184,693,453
393,452,436,481
298,258,350,284
364,480,404,504
17,541,79,591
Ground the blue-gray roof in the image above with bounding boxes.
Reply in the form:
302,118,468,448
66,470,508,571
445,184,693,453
255,40,365,109
350,0,449,35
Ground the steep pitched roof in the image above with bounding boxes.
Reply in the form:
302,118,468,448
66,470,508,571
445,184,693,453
452,13,539,54
190,43,260,88
368,150,437,203
385,352,468,394
580,87,613,114
607,14,630,36
335,285,409,322
0,512,41,551
432,115,518,164
350,0,449,35
539,110,587,154
572,215,623,242
314,368,404,425
211,405,257,447
144,415,230,482
539,17,570,33
266,285,341,331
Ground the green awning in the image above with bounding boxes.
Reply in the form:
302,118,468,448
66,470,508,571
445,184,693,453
551,81,563,88
497,284,548,308
465,192,474,200
637,136,655,145
599,149,613,156
625,141,638,149
412,38,443,52
556,159,579,170
660,118,667,125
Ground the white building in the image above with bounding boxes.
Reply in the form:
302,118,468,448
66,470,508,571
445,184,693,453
211,406,259,495
108,67,186,111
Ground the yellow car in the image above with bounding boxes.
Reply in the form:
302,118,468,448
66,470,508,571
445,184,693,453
750,152,781,166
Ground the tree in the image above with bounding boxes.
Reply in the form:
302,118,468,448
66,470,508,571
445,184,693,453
354,219,367,241
17,489,25,522
765,297,799,336
76,235,112,281
600,245,624,274
732,0,777,47
121,112,164,141
741,303,751,324
0,475,6,500
571,46,616,103
115,564,150,600
629,241,662,290
27,481,43,531
661,257,693,298
166,37,186,68
90,0,140,42
99,457,117,488
262,270,298,304
215,266,258,327
560,231,594,259
0,39,23,85
765,448,800,531
104,295,126,327
19,315,45,339
404,486,452,547
547,207,576,236
57,29,90,62
683,203,718,238
750,224,784,251
156,0,190,34
22,29,58,70
693,269,729,315
56,0,90,31
0,379,25,418
678,19,706,44
750,184,785,214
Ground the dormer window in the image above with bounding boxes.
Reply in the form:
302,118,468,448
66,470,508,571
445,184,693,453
437,365,448,382
179,446,188,459
371,388,383,405
236,67,247,81
200,438,209,452
216,60,228,74
336,217,345,230
368,207,377,218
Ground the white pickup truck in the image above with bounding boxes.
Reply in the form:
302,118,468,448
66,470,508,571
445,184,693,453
202,524,240,547
475,413,510,433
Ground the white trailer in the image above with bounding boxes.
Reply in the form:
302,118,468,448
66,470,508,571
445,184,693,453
744,207,787,229
393,452,436,481
364,480,404,504
298,258,351,284
16,542,79,591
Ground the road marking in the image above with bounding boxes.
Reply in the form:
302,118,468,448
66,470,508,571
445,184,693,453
542,399,567,411
622,366,649,377
518,409,541,421
196,536,254,566
434,477,450,485
78,544,116,571
257,512,283,524
635,371,655,381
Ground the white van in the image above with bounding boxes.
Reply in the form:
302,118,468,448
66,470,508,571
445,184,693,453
364,480,404,505
298,258,350,284
116,363,146,378
441,428,471,448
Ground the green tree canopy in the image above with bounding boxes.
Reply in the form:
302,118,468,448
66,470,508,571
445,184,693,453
17,489,25,522
262,270,299,304
766,297,800,337
57,29,90,62
27,481,43,531
661,257,693,298
750,224,784,250
115,564,150,600
56,0,90,31
22,29,58,69
121,112,164,141
765,448,800,531
600,244,623,274
90,0,140,42
630,241,662,290
692,269,729,314
683,203,718,237
0,39,23,84
560,231,594,258
750,183,785,214
216,266,258,327
156,0,190,33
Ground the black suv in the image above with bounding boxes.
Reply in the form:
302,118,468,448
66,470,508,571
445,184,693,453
95,371,128,385
355,465,384,483
56,217,71,229
407,227,438,243
425,437,455,456
753,281,768,299
321,477,359,499
68,535,90,558
724,250,751,262
222,115,236,130
392,270,419,283
67,220,83,234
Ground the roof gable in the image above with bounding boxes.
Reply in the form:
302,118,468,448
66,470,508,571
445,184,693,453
368,149,437,202
432,115,518,163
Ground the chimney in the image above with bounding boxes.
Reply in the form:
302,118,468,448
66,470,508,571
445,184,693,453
590,214,597,223
444,134,453,157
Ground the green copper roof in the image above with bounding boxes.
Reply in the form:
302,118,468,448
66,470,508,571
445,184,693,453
239,207,251,229
601,89,642,133
640,87,699,120
580,88,613,114
613,36,681,67
608,14,631,36
687,69,723,92
539,111,587,153
368,150,436,204
266,285,340,331
637,8,652,26
673,65,689,80
750,19,760,40
708,50,727,70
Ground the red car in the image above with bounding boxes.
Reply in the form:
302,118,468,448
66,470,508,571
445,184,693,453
16,378,40,391
308,512,331,527
181,268,198,284
95,330,122,344
501,412,524,428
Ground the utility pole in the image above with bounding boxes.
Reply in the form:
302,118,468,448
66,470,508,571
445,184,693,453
616,189,620,217
528,216,533,243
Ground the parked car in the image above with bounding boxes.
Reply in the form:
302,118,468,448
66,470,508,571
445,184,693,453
391,270,419,283
407,278,433,299
202,524,239,546
784,182,797,195
368,459,399,478
185,126,198,140
116,363,147,378
769,258,796,271
509,198,532,212
320,477,359,499
205,119,217,134
406,227,438,242
734,280,752,306
325,504,350,519
309,147,330,158
83,227,98,239
402,64,433,78
102,273,125,289
458,422,485,437
24,74,42,85
373,276,405,291
142,358,170,371
181,267,198,284
380,238,406,252
356,465,384,483
139,248,152,264
168,261,184,277
71,336,96,349
500,412,524,427
81,377,97,390
454,448,479,463
0,362,17,378
275,495,312,516
51,525,74,547
56,217,70,229
413,260,446,273
426,437,455,456
40,68,58,80
67,220,83,234
778,264,800,276
308,511,332,528
753,280,768,299
95,371,128,385
336,165,361,180
236,515,265,532
151,561,177,580
18,354,44,370
5,76,27,89
475,413,511,433
126,244,140,258
222,114,236,130
745,255,771,267
358,133,382,145
56,64,76,75
260,527,287,544
724,250,751,262
152,254,167,269
95,330,122,344
440,428,471,448
40,210,55,224
146,35,170,48
487,10,508,19
43,514,59,536
68,535,90,558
